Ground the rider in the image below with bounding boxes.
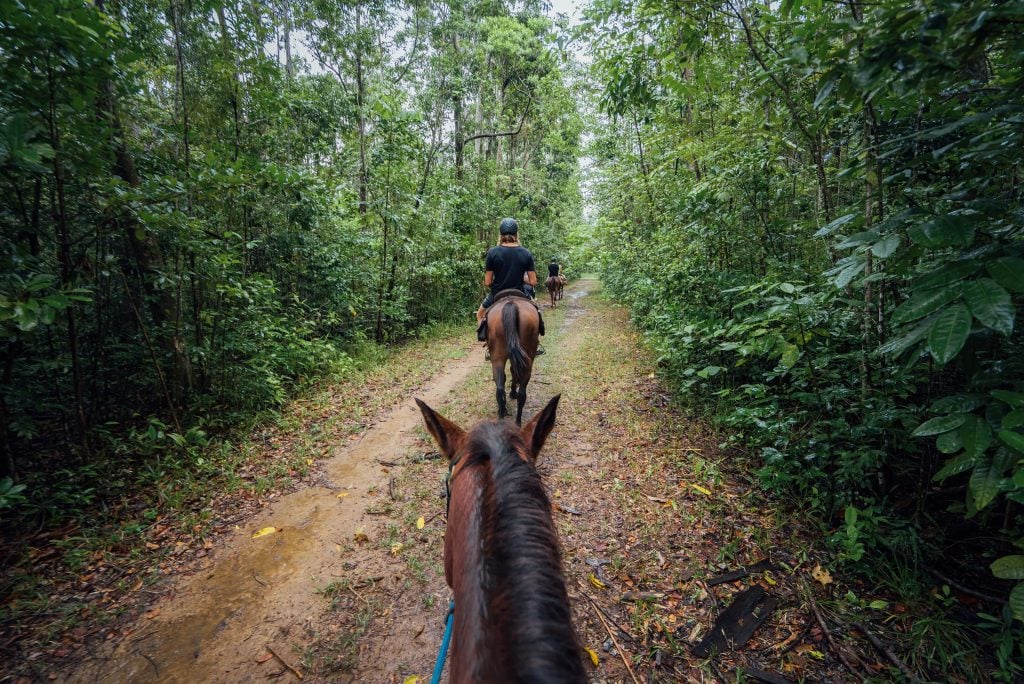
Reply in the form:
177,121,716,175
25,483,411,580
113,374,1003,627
476,218,542,340
548,258,564,283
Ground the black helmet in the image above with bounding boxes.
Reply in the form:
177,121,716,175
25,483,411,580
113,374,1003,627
499,217,518,235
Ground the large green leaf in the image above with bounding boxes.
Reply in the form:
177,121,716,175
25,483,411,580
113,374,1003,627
991,555,1024,580
960,416,993,458
908,214,975,249
1000,430,1024,454
914,260,980,291
871,234,900,258
964,278,1014,335
936,430,963,454
992,390,1024,408
912,413,968,437
927,304,972,364
987,257,1024,293
1010,584,1024,623
970,456,1001,510
891,284,961,325
933,452,978,481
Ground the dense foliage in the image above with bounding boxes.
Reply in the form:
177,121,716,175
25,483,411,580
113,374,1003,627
0,0,580,508
581,0,1024,676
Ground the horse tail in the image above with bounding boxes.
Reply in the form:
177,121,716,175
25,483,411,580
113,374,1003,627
502,302,528,381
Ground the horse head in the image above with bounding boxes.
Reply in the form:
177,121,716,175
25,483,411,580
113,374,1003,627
414,395,586,684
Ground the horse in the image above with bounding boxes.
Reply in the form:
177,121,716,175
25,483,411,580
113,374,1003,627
545,275,563,308
485,294,540,425
415,395,587,684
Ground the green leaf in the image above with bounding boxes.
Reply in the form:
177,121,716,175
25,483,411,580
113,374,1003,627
927,304,972,364
908,214,975,249
914,260,981,291
891,285,961,325
992,390,1024,408
912,413,968,437
1003,409,1024,430
1010,584,1024,623
933,452,978,481
1000,430,1024,454
837,231,879,249
871,234,900,258
936,430,963,454
963,278,1014,335
970,457,1001,510
815,212,859,237
991,555,1024,580
779,343,800,369
961,416,993,458
987,257,1024,293
834,258,866,288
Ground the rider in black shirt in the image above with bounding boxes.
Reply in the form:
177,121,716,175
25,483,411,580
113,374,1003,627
476,218,537,323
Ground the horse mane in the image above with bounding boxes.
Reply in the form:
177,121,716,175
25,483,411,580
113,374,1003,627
460,421,586,683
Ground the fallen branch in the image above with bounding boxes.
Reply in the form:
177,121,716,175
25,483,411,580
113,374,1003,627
376,459,401,468
852,622,920,683
802,581,865,678
584,593,641,684
266,644,303,680
924,566,1004,604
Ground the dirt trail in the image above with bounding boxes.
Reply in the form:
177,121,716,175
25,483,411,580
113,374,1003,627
65,281,840,683
68,340,488,683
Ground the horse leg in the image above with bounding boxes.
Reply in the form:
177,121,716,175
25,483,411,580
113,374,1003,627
515,377,529,426
493,363,508,419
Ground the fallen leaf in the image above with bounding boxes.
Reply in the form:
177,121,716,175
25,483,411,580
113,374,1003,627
645,495,668,503
256,652,273,664
689,483,712,496
336,492,348,498
403,676,421,684
811,564,833,586
252,527,278,539
763,572,777,586
585,647,599,667
809,649,825,660
354,528,369,544
416,516,425,530
145,607,161,619
390,542,404,556
305,459,313,466
589,573,607,590
145,542,159,550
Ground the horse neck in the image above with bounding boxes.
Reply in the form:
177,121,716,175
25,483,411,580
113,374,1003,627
447,429,584,683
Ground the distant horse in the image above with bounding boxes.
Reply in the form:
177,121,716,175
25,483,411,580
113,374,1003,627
545,275,563,308
485,293,540,424
415,395,586,684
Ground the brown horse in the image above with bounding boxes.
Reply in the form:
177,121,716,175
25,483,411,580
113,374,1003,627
485,295,540,424
415,396,587,684
545,275,563,308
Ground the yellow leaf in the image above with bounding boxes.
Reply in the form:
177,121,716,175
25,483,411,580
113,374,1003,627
589,573,606,590
416,516,425,530
305,459,313,466
809,649,825,660
811,564,833,586
690,483,712,496
390,542,404,556
354,528,369,544
402,676,420,684
585,647,599,667
251,526,277,539
763,572,777,586
336,492,348,498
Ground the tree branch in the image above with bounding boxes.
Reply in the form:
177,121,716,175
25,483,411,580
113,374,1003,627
462,99,533,145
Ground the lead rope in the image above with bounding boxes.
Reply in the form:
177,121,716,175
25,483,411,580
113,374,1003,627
430,599,455,684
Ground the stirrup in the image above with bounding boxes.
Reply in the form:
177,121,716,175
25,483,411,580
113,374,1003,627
536,343,545,356
476,320,487,342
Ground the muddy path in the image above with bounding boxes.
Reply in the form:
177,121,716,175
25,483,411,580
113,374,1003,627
62,281,842,683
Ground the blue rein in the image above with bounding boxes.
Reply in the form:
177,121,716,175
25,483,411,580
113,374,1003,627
430,599,455,684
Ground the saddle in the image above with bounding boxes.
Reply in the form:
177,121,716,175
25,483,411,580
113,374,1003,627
477,289,545,341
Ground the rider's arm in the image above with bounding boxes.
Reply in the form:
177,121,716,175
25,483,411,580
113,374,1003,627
525,271,537,286
485,271,494,287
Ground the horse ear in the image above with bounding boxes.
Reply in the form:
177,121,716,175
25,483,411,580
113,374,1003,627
415,399,466,460
521,394,560,461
